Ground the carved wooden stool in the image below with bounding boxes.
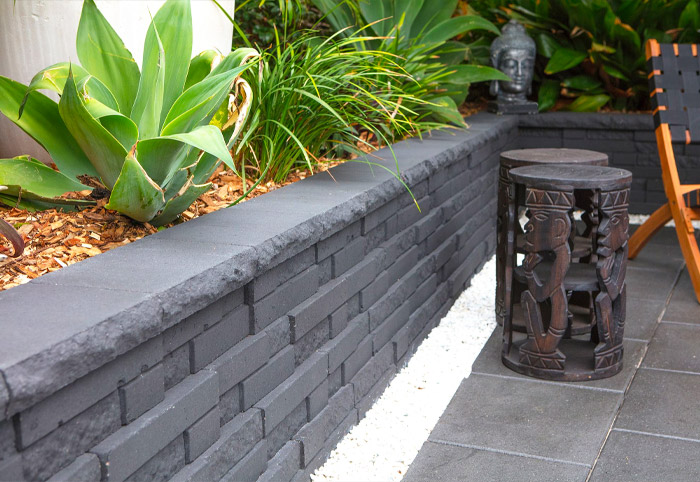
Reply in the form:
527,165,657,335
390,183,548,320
496,149,608,337
502,164,632,381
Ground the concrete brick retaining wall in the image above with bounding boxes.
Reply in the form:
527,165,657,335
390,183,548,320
0,113,518,482
518,112,700,214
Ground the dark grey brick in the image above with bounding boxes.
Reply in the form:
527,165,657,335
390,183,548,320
258,441,301,482
119,364,165,424
264,316,292,357
252,266,319,332
289,277,348,342
384,213,398,240
411,274,438,312
357,365,395,420
248,247,315,302
329,303,349,339
184,408,220,464
254,352,328,434
332,236,366,277
321,313,370,373
0,455,22,482
295,409,358,475
351,343,394,404
317,221,361,261
428,166,450,193
381,226,417,270
397,200,426,232
190,304,249,372
433,236,456,270
360,271,389,312
448,242,487,297
241,346,295,410
392,323,410,364
162,289,243,353
363,222,387,254
295,385,355,466
220,439,267,482
163,344,189,391
317,257,332,286
362,198,398,234
294,320,330,366
307,379,329,421
209,331,269,395
415,210,442,244
0,420,15,463
266,400,307,459
218,385,241,426
372,302,412,355
347,292,361,321
387,245,420,286
170,409,263,481
22,392,121,482
91,371,218,482
341,335,373,385
125,435,185,482
344,248,383,295
328,367,342,398
17,335,162,448
47,454,101,482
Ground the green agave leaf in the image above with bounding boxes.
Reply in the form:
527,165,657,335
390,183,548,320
443,64,511,84
0,206,24,257
162,65,250,135
131,15,166,140
422,16,500,46
436,41,467,66
393,0,423,42
310,0,357,38
20,63,90,117
83,98,138,151
562,75,602,91
77,0,140,114
105,151,165,223
150,177,211,226
538,78,560,112
209,48,260,77
423,96,465,127
76,75,120,111
565,94,610,112
150,0,192,126
544,48,587,74
185,50,219,91
358,0,389,37
58,69,127,189
136,125,232,186
0,156,89,198
0,193,93,212
410,0,458,37
0,76,96,179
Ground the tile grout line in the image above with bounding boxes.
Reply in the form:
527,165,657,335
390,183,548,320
612,428,700,444
428,439,592,469
471,371,623,394
640,366,700,377
585,260,684,481
660,320,700,327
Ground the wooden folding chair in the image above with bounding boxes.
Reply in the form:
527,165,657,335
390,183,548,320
628,39,700,304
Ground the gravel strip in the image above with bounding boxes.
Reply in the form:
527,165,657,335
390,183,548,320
312,257,498,482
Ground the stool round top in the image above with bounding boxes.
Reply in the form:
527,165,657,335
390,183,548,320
509,164,632,191
500,148,608,168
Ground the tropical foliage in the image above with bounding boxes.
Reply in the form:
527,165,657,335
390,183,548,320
310,0,510,124
471,0,700,112
0,0,258,225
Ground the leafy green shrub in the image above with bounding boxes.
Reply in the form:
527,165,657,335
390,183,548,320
231,28,444,184
310,0,509,123
0,0,258,225
471,0,700,112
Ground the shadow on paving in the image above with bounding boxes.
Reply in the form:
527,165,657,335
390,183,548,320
404,228,700,482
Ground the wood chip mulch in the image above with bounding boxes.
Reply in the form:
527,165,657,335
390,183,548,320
0,161,340,291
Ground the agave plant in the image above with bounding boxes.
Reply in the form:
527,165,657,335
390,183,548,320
0,186,24,258
0,0,258,225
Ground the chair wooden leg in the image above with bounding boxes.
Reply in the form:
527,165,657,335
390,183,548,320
671,205,700,304
628,203,673,259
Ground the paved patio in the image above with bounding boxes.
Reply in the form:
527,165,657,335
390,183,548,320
405,227,699,481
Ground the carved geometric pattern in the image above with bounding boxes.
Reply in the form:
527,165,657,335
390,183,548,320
594,344,624,370
525,188,574,210
600,188,630,210
519,348,566,371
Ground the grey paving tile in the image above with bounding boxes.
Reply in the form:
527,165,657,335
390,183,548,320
625,264,681,302
428,374,622,465
615,368,700,439
624,296,665,341
404,441,589,482
643,322,700,373
663,272,700,324
472,330,645,393
591,429,700,482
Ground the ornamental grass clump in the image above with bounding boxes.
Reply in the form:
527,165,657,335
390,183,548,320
0,0,258,225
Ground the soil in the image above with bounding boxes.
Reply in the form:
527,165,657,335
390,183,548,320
0,162,340,291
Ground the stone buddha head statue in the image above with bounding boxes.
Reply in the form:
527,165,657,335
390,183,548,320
490,20,536,103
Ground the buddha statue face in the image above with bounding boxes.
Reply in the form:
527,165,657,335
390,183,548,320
490,20,536,103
